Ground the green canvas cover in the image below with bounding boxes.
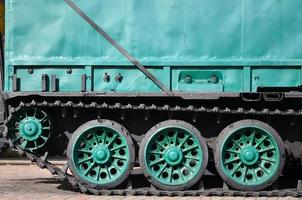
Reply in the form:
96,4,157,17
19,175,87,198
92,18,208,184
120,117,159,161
4,0,302,93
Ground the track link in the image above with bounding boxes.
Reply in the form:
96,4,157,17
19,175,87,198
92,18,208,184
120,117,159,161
3,99,302,197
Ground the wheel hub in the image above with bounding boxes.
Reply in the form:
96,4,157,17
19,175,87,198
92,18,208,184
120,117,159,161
92,145,111,164
71,122,132,187
164,147,183,166
240,147,259,165
19,118,42,141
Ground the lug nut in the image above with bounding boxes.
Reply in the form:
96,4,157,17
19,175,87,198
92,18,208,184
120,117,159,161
209,74,219,83
103,73,110,82
184,75,193,84
115,73,123,82
28,68,34,74
66,68,72,74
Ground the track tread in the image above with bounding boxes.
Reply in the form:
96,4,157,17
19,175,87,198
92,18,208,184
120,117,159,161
3,99,302,196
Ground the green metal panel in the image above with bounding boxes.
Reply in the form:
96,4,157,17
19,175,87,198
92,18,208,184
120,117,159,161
15,67,85,92
5,0,302,92
171,67,243,92
251,67,302,92
93,67,163,92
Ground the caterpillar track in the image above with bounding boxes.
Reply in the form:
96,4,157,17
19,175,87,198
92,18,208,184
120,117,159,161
3,99,302,197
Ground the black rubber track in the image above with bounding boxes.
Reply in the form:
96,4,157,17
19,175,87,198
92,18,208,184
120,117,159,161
3,100,302,196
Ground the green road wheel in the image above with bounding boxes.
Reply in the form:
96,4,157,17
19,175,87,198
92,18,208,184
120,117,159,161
7,108,51,151
139,120,208,191
67,120,135,189
215,119,285,191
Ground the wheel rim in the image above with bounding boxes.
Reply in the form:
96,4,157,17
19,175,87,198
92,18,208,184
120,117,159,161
221,126,280,186
144,127,204,186
7,108,51,151
72,125,130,185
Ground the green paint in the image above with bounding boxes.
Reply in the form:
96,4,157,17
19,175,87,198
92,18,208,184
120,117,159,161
239,147,259,165
71,125,130,185
92,146,110,164
19,117,42,141
144,127,204,186
243,66,251,92
164,147,183,166
220,126,280,186
8,108,51,151
85,66,93,92
4,0,302,92
11,65,302,93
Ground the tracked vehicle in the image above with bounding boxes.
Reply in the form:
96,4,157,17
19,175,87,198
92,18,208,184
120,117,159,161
1,0,302,196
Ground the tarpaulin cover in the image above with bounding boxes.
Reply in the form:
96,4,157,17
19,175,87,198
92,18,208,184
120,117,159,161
5,0,302,66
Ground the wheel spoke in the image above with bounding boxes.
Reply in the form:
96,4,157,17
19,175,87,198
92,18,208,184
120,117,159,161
183,163,194,173
111,145,126,152
77,157,92,165
105,165,111,179
258,164,269,175
85,141,93,147
178,135,190,148
169,168,174,183
232,139,242,149
21,109,28,117
155,141,165,149
255,136,268,148
185,156,199,161
96,165,101,181
84,162,95,175
70,121,133,187
251,168,258,182
33,108,37,118
149,151,164,155
41,136,48,141
178,168,184,180
39,115,48,123
149,158,164,166
224,157,240,165
226,149,239,154
77,149,92,154
107,134,118,147
103,130,107,144
173,130,178,145
157,163,168,177
112,155,127,160
143,122,206,188
231,162,242,176
21,140,28,148
250,131,255,146
112,163,121,173
259,147,275,153
10,108,51,151
92,132,99,145
12,136,22,143
260,157,276,163
218,121,283,190
242,166,248,182
183,145,198,153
